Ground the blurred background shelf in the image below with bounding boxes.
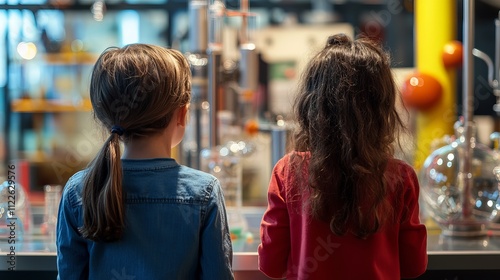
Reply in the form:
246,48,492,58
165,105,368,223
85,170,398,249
11,99,92,113
43,53,97,65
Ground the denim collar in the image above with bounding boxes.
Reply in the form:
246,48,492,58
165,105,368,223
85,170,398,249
121,158,179,171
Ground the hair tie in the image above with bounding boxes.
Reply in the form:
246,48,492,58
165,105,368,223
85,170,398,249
326,34,350,47
111,125,124,136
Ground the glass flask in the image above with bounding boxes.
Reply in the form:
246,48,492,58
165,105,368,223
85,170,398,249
201,141,252,240
420,121,500,236
0,180,31,241
42,185,62,243
490,166,500,233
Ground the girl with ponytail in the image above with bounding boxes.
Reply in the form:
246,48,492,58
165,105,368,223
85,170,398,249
56,44,233,279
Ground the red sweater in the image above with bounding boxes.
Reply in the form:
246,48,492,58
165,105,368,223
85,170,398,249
258,154,427,280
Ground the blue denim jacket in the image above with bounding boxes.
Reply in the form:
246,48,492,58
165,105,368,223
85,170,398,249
56,158,234,280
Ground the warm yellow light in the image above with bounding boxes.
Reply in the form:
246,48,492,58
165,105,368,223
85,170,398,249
409,76,420,87
17,42,37,60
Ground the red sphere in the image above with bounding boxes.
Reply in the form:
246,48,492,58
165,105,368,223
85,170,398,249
401,73,443,111
442,41,463,68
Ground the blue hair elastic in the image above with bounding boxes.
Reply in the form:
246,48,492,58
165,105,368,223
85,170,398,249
111,125,124,136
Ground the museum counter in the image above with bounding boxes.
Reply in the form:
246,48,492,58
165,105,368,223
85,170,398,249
1,207,500,280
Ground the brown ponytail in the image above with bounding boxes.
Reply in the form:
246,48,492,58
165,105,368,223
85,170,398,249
80,133,124,242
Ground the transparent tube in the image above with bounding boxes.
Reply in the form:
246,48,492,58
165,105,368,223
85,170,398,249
238,13,259,135
239,13,257,90
43,184,62,242
208,0,225,51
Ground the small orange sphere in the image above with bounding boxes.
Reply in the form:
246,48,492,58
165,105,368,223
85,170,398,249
442,41,463,68
245,119,259,135
401,73,443,111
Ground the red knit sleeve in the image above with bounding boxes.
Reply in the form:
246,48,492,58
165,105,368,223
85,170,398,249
258,158,290,279
399,164,428,278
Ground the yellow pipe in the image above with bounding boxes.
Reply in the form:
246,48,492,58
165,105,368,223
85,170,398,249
414,0,457,170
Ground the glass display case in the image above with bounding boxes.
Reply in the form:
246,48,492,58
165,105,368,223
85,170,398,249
2,1,500,279
0,4,182,240
1,6,176,204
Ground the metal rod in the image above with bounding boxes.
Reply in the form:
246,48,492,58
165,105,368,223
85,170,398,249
207,0,225,148
239,46,258,92
4,15,11,164
240,0,249,45
271,127,287,168
463,0,474,124
208,49,221,148
495,11,500,84
472,48,494,86
495,12,500,114
462,0,475,219
189,0,208,53
185,0,209,169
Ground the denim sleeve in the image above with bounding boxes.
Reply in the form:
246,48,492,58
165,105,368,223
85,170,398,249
56,177,89,280
199,178,234,280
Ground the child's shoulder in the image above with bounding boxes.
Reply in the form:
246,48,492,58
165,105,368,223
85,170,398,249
179,164,216,177
178,165,220,185
60,169,89,206
386,158,419,193
64,169,88,190
176,165,225,201
387,158,416,174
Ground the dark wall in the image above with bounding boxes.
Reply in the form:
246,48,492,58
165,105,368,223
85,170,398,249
457,0,499,116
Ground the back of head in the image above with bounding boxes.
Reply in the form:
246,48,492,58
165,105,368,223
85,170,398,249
90,44,191,138
81,44,191,242
292,33,406,238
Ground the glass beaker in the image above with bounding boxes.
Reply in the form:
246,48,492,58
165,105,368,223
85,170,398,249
0,180,30,241
42,184,62,242
201,143,247,240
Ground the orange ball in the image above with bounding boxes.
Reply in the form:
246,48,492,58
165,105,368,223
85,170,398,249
442,41,463,68
401,73,443,111
245,119,259,135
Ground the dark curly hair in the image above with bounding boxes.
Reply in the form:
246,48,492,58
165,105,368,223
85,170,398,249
291,33,407,239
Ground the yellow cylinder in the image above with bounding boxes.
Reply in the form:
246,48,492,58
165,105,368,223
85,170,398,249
413,0,457,170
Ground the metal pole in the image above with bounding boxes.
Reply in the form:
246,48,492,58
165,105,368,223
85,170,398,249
494,12,500,114
208,49,221,148
495,11,500,84
189,0,208,53
184,0,209,169
271,127,287,168
4,15,11,165
462,0,474,218
207,0,225,148
463,0,474,124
